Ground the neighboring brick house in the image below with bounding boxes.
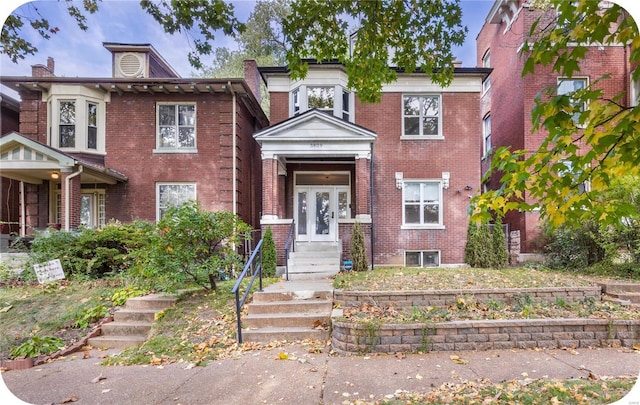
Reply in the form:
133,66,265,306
0,92,20,235
0,43,267,240
257,61,489,267
477,0,634,254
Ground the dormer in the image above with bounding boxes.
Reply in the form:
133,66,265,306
103,42,181,79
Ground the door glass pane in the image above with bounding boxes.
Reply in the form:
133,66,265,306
80,195,92,227
297,191,307,235
338,191,348,219
315,191,330,235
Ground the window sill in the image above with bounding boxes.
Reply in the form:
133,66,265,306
401,225,445,230
57,148,106,155
153,148,199,154
400,135,444,141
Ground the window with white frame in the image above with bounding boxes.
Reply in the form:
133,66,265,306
403,95,441,137
289,85,353,121
157,103,196,151
403,181,442,226
482,49,491,93
157,183,196,220
483,114,492,157
405,251,440,267
59,100,76,148
87,102,98,150
631,69,640,107
50,96,105,153
557,77,587,124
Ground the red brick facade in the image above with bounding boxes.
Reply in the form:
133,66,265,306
477,0,632,252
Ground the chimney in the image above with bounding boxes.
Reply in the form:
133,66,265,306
243,59,262,102
31,57,55,77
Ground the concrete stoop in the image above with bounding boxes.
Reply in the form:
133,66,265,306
600,282,640,306
286,242,341,280
241,281,334,343
88,294,177,349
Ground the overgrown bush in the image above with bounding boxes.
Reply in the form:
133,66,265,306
491,217,509,267
544,221,605,269
26,221,154,279
465,217,509,268
136,201,251,291
261,226,277,277
350,221,368,272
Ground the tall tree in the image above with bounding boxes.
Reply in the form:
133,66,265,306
2,0,466,104
472,0,640,229
283,0,467,103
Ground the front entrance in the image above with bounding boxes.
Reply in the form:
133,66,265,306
294,172,351,242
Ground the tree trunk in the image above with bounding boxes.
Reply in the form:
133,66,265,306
208,273,217,291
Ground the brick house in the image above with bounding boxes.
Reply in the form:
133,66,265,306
0,43,267,240
477,0,634,255
257,61,489,270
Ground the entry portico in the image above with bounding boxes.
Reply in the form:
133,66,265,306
255,109,376,258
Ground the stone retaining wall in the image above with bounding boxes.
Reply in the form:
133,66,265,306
331,318,640,354
334,287,601,309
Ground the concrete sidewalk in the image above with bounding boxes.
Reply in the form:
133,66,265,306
2,343,640,404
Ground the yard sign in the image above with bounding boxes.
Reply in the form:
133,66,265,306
33,259,66,284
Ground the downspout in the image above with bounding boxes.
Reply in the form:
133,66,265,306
64,165,83,231
370,143,375,270
19,181,25,236
228,81,237,217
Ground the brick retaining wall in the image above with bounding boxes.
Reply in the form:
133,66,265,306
331,317,640,354
334,287,602,309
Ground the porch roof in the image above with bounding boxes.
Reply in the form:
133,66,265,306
0,132,128,185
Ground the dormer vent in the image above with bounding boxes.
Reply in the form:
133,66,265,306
116,52,145,78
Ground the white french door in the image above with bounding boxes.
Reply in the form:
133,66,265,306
296,187,336,242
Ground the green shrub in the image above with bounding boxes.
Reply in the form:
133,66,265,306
26,221,154,279
491,217,509,267
10,336,65,359
350,221,368,272
74,304,109,328
261,227,277,277
111,285,148,306
544,221,604,269
465,221,492,267
139,201,251,291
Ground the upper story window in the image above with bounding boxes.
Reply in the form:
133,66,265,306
482,50,491,93
157,103,196,152
402,95,441,138
557,77,587,124
631,69,639,107
289,85,353,122
50,94,105,154
483,114,492,158
402,180,443,227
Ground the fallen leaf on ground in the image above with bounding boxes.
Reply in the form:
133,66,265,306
90,374,106,383
277,352,289,360
0,305,13,313
60,396,78,403
450,355,469,365
396,352,406,359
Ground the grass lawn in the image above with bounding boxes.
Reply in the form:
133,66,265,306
333,266,596,291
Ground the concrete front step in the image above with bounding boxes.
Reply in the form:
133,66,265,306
100,321,153,337
294,242,340,252
242,327,329,343
241,327,330,343
605,292,640,304
113,309,159,323
247,299,332,315
243,313,331,329
286,271,339,280
125,295,177,310
252,290,333,303
87,335,147,349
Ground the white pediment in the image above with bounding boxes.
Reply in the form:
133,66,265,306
0,132,76,168
254,110,376,143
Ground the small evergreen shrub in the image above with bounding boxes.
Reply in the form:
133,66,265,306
350,221,368,272
491,217,509,267
261,226,277,277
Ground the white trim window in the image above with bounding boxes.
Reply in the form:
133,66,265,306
289,85,354,122
307,86,335,111
483,114,492,158
402,95,441,138
557,77,587,125
156,183,196,220
631,68,640,107
402,180,443,227
157,103,196,151
405,250,440,267
59,100,76,148
482,49,491,94
50,95,105,153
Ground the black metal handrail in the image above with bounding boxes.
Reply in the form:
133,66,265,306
283,220,295,281
231,238,263,344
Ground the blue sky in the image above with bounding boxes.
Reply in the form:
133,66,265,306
1,1,638,89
